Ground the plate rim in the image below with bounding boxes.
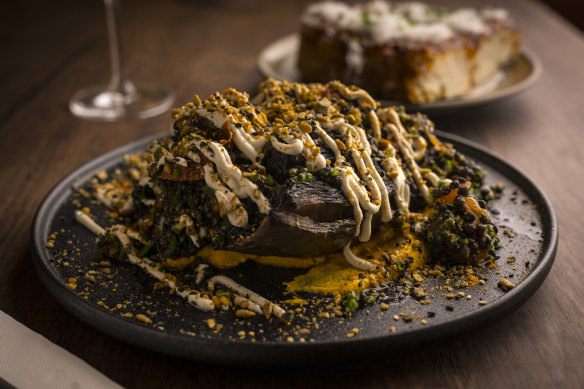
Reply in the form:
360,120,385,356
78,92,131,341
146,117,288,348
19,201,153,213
31,131,558,366
256,33,543,111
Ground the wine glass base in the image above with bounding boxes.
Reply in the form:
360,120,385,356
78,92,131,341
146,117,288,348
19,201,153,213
69,83,174,121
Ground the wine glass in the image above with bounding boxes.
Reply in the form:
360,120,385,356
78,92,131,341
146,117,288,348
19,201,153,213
70,0,174,121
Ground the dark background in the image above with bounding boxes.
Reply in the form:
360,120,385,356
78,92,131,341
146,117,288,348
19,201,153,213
542,0,584,32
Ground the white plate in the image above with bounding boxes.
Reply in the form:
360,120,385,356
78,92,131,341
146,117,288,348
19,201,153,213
257,34,542,112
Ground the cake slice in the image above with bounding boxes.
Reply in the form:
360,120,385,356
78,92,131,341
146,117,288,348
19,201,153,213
298,1,521,103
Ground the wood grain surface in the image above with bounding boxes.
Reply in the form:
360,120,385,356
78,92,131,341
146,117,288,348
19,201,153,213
1,0,583,387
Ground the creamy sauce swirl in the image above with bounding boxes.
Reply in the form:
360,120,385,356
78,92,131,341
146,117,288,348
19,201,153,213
165,80,446,271
75,211,215,312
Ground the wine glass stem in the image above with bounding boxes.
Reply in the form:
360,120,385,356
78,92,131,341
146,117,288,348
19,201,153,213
104,0,131,93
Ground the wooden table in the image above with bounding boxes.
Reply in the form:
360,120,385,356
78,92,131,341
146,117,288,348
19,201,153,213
1,0,583,387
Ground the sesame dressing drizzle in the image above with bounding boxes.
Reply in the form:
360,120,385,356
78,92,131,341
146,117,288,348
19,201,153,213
164,79,443,271
75,210,289,319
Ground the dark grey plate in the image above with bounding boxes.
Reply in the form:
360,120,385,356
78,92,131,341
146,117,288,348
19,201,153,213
31,131,557,367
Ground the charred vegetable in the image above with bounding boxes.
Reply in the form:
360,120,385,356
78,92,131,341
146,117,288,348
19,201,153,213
97,79,495,272
424,179,498,264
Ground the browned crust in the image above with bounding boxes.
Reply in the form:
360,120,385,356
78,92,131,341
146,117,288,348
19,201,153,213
297,17,521,103
298,25,350,83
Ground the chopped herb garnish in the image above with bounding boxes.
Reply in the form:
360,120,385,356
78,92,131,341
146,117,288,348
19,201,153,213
443,159,453,172
249,173,261,183
201,185,214,199
485,224,496,238
361,11,373,27
397,260,406,272
153,147,162,160
403,10,416,25
138,241,154,257
343,291,359,313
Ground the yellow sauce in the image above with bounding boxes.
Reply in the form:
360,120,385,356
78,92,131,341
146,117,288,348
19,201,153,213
285,223,427,296
196,246,325,269
280,298,308,306
162,256,197,271
196,219,428,297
